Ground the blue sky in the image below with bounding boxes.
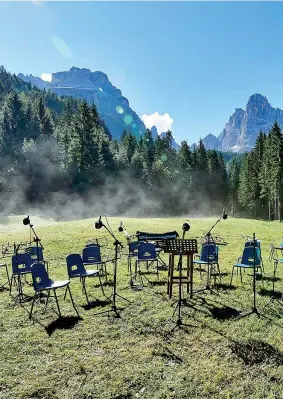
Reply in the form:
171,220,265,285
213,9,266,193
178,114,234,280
0,1,282,144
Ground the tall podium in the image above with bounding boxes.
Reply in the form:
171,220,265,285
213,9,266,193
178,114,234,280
163,239,198,299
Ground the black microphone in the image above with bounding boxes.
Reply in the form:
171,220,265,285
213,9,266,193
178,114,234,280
182,222,190,232
118,221,123,232
95,215,103,229
222,209,228,220
23,215,30,226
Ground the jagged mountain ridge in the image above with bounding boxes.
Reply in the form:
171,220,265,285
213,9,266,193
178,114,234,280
19,67,180,149
194,94,283,152
19,67,147,139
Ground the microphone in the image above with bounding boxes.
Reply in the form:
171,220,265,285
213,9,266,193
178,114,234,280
182,222,190,232
222,209,228,220
95,215,103,229
23,215,30,226
118,221,123,232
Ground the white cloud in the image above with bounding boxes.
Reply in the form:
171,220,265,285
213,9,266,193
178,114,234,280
40,73,52,82
141,112,173,134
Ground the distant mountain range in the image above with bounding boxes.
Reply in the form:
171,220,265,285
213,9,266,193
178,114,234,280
192,94,283,152
19,67,180,149
19,68,283,153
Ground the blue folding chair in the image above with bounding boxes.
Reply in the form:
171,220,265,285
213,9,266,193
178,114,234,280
66,254,105,304
82,246,112,280
25,246,49,272
230,246,262,285
128,241,139,270
193,243,221,284
11,253,33,298
29,262,79,319
134,242,159,284
244,239,264,272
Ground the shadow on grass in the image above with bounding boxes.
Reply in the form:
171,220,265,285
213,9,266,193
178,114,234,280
83,298,112,310
208,305,240,320
46,316,82,336
94,280,114,288
262,276,281,282
151,280,167,286
230,339,283,365
258,288,282,299
215,283,237,291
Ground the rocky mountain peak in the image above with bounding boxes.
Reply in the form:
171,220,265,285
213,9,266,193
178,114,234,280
246,93,270,119
19,67,145,139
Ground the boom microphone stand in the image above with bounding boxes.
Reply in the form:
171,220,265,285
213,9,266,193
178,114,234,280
23,216,44,262
195,210,227,294
95,215,131,318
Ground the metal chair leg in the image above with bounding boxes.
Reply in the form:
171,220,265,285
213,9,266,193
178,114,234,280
29,293,37,319
67,285,79,317
230,266,235,286
44,290,50,313
82,277,89,304
63,286,68,300
53,289,62,318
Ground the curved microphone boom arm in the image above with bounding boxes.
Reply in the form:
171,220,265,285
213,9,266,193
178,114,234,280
118,221,131,241
205,209,228,240
95,215,123,249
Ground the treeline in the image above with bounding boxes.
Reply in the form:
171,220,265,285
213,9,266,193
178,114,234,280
230,122,283,220
0,66,281,220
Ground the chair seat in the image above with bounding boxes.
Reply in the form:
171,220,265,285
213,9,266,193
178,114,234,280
0,263,7,267
37,280,70,291
193,260,217,265
233,263,260,269
13,270,32,275
136,258,157,262
83,259,112,266
72,270,99,277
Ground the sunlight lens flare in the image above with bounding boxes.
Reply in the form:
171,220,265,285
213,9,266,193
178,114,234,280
124,115,133,125
52,36,72,59
116,106,124,114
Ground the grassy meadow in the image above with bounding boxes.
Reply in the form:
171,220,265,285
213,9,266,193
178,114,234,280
1,216,283,399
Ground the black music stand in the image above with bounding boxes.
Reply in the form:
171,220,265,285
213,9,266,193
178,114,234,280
235,233,270,321
163,237,198,331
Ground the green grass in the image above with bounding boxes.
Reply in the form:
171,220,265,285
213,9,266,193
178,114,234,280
1,216,283,399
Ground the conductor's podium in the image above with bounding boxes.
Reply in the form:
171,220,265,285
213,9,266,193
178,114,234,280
163,239,198,299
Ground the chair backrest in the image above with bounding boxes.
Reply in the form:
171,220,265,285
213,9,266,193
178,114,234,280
82,246,102,264
25,246,44,261
138,242,156,260
241,246,261,267
31,262,52,291
66,254,86,277
245,240,261,249
129,241,139,256
12,253,33,274
200,243,218,263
